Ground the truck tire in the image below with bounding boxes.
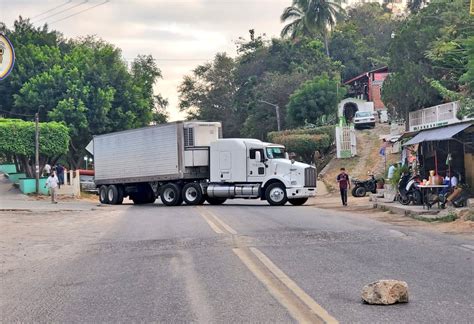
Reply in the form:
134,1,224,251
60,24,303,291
183,183,205,205
99,185,109,204
116,186,124,205
265,183,287,206
107,185,119,205
206,197,227,205
288,198,308,206
160,183,183,206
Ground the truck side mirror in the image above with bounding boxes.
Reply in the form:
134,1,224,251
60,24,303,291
285,152,289,160
255,151,261,162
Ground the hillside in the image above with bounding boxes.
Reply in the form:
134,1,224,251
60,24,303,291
320,124,399,191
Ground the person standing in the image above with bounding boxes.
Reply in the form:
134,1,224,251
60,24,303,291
56,164,64,188
43,163,51,177
45,172,59,204
337,167,351,206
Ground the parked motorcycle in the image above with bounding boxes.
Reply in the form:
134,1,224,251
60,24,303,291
397,173,422,205
351,174,377,197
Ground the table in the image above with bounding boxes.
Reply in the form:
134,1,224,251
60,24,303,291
418,185,449,210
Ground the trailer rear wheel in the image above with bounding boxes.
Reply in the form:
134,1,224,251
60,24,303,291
99,185,109,204
205,197,227,205
107,185,119,205
265,183,287,206
160,183,183,206
116,186,124,205
183,183,205,205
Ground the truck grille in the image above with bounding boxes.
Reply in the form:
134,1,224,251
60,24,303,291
304,167,317,188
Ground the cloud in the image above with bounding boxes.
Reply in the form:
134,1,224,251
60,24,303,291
2,0,290,120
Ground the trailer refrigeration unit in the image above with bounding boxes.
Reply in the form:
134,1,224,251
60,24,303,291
87,121,316,206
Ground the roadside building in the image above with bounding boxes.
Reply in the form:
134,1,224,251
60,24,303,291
400,101,474,188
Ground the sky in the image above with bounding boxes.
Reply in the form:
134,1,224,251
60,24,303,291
0,0,290,120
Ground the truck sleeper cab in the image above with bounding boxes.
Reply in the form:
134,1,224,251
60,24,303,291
90,122,316,207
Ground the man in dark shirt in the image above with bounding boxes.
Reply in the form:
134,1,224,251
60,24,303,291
336,167,350,206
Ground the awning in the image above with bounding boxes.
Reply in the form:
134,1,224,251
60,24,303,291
403,123,472,146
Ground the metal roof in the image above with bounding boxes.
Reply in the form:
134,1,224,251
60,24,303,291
403,123,472,146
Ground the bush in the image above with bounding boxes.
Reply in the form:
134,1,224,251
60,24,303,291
271,133,331,163
0,118,70,177
268,125,335,143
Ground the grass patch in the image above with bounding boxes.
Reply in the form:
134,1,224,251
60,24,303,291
413,212,458,223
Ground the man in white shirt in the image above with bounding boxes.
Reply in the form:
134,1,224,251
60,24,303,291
45,173,59,204
43,163,51,176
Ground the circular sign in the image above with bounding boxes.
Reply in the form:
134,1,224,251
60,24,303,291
0,34,15,81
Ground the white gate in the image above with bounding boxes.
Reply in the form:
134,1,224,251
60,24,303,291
336,126,356,158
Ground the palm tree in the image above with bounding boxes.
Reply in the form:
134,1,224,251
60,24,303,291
280,0,345,56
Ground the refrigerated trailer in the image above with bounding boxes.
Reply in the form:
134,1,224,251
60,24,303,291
87,121,317,206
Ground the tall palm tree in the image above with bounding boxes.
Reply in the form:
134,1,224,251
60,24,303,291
280,0,345,56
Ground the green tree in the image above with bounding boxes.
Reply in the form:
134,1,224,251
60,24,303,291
382,0,473,122
281,0,345,56
287,74,345,127
2,19,168,168
178,53,243,138
0,119,70,177
329,3,398,80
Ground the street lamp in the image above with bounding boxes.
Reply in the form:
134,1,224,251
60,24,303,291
258,100,281,131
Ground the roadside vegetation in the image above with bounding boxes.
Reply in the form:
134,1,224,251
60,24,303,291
0,0,472,169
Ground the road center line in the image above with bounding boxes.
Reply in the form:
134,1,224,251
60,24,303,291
196,206,237,235
233,248,321,324
250,247,338,324
195,207,224,234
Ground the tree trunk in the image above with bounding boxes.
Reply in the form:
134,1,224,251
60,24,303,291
324,33,330,57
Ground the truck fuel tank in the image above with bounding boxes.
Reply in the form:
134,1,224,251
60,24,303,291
207,183,260,198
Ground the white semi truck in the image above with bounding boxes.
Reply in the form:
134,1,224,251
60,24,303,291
87,121,316,206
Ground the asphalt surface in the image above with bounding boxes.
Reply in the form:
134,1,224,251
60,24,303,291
1,199,473,323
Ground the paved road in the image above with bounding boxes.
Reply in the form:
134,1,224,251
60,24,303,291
1,200,473,323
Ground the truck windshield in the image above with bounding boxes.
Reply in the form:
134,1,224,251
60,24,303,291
266,147,286,159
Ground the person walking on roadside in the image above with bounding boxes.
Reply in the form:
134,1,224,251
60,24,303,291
45,172,59,204
337,167,350,206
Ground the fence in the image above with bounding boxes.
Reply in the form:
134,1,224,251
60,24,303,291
336,126,357,158
408,101,462,132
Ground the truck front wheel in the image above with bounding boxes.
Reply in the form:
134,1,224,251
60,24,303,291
183,183,205,205
265,183,287,206
99,185,109,204
288,198,308,206
160,183,183,206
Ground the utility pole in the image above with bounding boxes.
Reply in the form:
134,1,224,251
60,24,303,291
258,100,281,131
35,111,40,194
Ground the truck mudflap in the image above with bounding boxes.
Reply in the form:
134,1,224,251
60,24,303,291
286,187,316,198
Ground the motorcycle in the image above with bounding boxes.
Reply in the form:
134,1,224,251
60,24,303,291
397,173,422,205
351,174,377,197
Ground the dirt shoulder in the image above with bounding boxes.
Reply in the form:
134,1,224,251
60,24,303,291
0,208,122,276
310,193,474,237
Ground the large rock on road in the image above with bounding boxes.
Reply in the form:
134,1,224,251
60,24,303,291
362,280,409,305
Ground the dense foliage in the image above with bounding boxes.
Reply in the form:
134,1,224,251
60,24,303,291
0,18,167,168
179,33,341,139
268,125,335,163
381,0,473,121
0,119,70,177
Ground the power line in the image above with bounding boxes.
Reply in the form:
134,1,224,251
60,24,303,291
0,109,35,117
32,0,89,23
30,1,72,20
49,0,110,24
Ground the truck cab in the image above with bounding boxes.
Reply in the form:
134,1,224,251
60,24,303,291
207,139,316,205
